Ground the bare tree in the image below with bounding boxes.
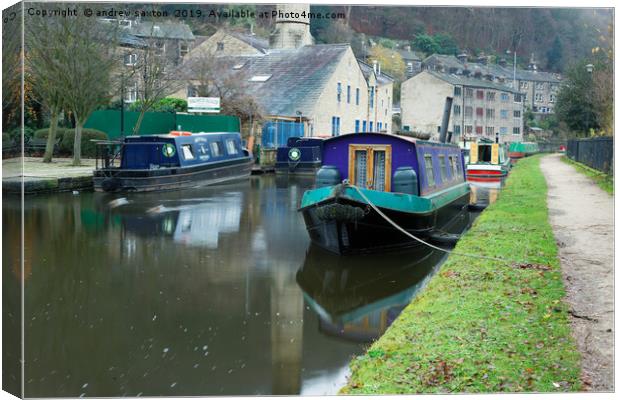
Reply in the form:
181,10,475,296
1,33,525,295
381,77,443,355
30,15,119,165
126,24,185,134
25,18,67,163
2,4,22,132
182,53,263,130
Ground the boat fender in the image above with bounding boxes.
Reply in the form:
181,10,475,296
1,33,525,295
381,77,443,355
315,203,365,222
101,178,121,192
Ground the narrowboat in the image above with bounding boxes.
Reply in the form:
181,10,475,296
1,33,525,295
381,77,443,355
93,131,252,192
466,138,511,180
508,141,539,163
274,136,327,175
298,132,470,255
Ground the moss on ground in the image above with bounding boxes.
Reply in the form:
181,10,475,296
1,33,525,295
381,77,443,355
341,155,581,394
561,156,613,195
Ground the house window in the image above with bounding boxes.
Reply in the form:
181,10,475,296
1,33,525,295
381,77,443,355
513,127,521,135
124,82,138,103
535,93,543,102
337,82,342,102
179,43,189,57
155,40,165,55
500,127,508,134
347,85,351,103
476,107,484,117
355,120,360,133
210,141,223,157
520,81,528,89
407,62,413,73
465,125,473,134
403,125,410,132
549,94,556,103
378,122,382,131
475,126,483,134
500,93,509,102
535,82,544,90
453,125,461,135
124,53,137,66
225,139,239,155
476,90,484,100
356,88,360,105
424,154,435,187
464,106,473,117
500,109,509,119
486,126,494,135
384,123,388,132
369,121,373,132
454,87,462,96
513,110,521,118
514,94,522,102
369,86,375,108
217,42,224,51
486,91,496,101
348,144,392,191
181,144,195,160
486,108,495,119
465,88,473,98
362,120,367,132
453,105,461,116
331,116,341,136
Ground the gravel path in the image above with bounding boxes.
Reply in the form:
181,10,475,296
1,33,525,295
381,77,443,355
540,153,614,391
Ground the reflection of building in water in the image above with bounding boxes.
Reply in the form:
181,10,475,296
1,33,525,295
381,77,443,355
173,194,242,248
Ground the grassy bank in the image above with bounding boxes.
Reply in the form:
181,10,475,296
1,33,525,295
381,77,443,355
561,156,613,195
341,155,581,394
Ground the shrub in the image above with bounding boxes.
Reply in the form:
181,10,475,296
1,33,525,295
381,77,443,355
60,128,108,158
7,126,35,143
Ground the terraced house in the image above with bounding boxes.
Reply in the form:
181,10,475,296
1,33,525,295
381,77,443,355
401,69,524,144
178,3,393,142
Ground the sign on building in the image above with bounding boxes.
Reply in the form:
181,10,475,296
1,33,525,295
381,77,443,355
188,97,220,113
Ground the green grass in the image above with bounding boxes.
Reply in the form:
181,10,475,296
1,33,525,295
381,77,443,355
561,156,613,195
341,155,582,394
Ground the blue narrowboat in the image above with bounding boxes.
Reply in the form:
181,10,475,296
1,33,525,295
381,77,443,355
298,132,470,254
274,136,327,175
93,131,252,192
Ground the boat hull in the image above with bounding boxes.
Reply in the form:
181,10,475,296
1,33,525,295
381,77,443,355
466,163,510,179
274,161,321,176
93,157,253,192
300,185,470,255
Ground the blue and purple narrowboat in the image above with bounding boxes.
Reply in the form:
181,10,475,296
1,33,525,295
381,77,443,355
93,131,252,192
298,132,470,254
274,136,327,175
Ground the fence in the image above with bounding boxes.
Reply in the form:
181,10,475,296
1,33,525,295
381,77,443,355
84,110,240,139
566,137,613,174
260,121,305,148
537,139,567,153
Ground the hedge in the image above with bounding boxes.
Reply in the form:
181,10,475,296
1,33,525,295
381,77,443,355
33,127,108,157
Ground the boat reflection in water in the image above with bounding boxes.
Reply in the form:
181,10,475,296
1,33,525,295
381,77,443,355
107,191,243,249
468,178,505,207
297,244,448,343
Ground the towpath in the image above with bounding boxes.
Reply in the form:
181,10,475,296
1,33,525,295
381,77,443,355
540,153,613,391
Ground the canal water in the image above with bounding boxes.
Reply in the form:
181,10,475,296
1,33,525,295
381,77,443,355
3,176,501,397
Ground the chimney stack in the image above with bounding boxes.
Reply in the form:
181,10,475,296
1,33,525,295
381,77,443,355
457,51,468,63
372,59,378,74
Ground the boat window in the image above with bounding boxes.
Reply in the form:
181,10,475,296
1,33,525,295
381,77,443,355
181,144,195,160
424,155,435,187
439,155,447,182
210,141,223,157
449,156,457,178
354,150,368,188
479,145,492,162
348,144,392,191
198,144,209,156
225,139,239,155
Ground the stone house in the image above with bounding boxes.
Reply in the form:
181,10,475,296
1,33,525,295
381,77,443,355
396,45,422,78
423,53,561,116
178,4,394,139
128,20,195,65
401,70,525,144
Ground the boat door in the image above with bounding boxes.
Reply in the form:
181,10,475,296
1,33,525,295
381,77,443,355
348,144,392,191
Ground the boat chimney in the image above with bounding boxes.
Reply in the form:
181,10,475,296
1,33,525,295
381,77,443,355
495,132,499,143
439,96,453,143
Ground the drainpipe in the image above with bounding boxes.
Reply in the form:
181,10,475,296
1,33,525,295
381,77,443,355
439,96,454,143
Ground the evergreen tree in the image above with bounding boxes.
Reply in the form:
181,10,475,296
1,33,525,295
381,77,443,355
546,36,563,72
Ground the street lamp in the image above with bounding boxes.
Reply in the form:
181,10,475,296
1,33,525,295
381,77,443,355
586,63,594,73
585,63,594,135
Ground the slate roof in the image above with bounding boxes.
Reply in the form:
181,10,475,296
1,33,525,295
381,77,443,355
396,48,421,61
227,31,270,54
237,44,350,117
130,21,195,41
425,70,524,95
119,33,148,48
358,59,395,86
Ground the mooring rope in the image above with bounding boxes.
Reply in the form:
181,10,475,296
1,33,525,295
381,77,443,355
346,183,522,265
